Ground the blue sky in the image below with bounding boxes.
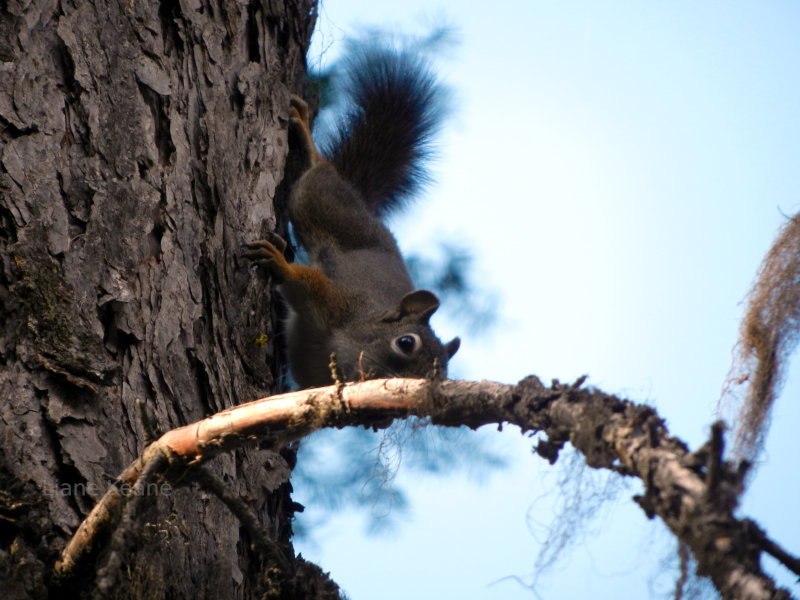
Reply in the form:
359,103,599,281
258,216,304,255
294,2,800,598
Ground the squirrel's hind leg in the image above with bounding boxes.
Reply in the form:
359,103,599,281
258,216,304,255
289,95,321,167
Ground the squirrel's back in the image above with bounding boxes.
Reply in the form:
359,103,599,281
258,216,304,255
321,46,446,217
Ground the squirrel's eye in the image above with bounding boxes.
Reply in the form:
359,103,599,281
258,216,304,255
392,333,421,356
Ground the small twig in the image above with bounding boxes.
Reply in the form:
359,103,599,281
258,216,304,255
571,374,588,389
358,351,366,381
674,542,690,600
431,357,441,380
136,398,161,444
748,519,800,577
191,466,291,573
704,421,725,502
328,352,343,387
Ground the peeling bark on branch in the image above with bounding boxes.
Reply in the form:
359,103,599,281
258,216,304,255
56,377,798,600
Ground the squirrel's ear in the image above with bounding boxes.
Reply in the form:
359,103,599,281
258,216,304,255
399,290,440,323
444,337,460,359
381,290,440,323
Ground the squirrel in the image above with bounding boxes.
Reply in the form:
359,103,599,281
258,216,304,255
244,47,460,389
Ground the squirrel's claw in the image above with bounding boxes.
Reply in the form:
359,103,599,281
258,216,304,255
242,234,290,282
242,232,288,253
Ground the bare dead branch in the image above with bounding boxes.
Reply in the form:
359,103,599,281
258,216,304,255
54,378,431,580
54,377,798,600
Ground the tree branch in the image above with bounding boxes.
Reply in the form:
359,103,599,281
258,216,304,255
53,376,798,600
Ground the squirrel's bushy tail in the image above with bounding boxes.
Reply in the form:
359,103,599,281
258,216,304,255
321,47,446,217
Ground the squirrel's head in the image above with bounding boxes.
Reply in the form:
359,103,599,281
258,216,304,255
331,290,460,383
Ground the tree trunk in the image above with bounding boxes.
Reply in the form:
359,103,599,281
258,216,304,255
0,0,328,597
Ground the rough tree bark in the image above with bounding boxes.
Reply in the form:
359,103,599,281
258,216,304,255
0,0,337,597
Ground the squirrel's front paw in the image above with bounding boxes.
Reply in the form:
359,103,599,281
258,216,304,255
242,233,290,282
